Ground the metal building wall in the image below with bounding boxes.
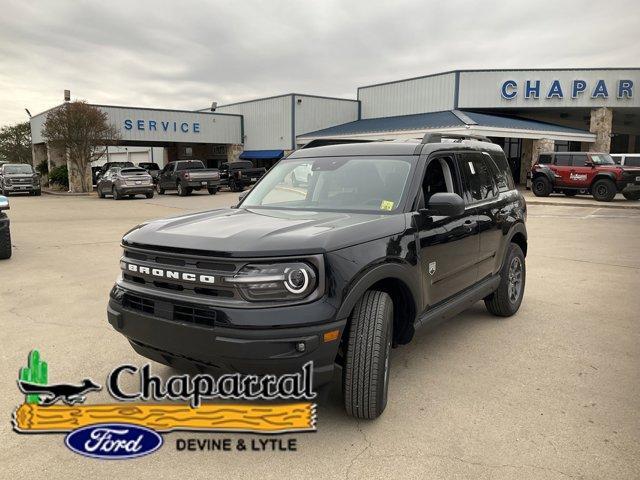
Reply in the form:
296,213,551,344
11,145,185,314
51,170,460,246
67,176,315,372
357,72,456,119
216,95,293,150
293,95,359,144
30,105,243,145
458,69,640,109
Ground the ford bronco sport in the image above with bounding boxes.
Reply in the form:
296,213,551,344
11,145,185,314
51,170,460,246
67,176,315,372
107,134,528,419
530,152,640,201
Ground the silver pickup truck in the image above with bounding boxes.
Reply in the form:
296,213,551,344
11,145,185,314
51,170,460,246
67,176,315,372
156,160,221,196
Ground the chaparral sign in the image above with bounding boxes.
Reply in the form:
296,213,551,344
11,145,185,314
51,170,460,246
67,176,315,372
501,79,634,100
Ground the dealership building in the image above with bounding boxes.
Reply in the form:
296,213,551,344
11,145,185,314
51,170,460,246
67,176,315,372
31,68,639,187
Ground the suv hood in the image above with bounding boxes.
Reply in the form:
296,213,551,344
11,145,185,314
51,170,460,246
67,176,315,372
124,207,407,257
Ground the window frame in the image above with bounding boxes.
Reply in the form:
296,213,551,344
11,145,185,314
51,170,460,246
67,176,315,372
456,151,499,205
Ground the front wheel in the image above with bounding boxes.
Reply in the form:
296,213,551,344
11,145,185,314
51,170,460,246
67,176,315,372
208,187,217,195
156,183,165,195
145,191,154,199
177,183,187,196
591,178,616,202
484,243,526,317
0,218,11,260
112,187,122,200
622,191,640,201
98,186,106,198
532,177,552,197
343,290,393,420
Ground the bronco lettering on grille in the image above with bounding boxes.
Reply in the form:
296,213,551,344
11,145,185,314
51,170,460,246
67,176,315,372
125,263,215,284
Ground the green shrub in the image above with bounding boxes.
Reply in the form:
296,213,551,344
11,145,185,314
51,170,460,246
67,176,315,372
49,165,69,188
36,159,48,176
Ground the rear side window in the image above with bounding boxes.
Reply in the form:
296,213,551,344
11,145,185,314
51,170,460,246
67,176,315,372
457,152,498,203
538,154,553,164
571,154,588,166
555,154,571,166
485,152,515,192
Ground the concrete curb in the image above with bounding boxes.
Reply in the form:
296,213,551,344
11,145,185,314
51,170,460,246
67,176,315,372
526,199,640,210
42,189,93,197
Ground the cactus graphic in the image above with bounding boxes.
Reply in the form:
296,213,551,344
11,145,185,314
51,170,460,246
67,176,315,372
19,350,48,404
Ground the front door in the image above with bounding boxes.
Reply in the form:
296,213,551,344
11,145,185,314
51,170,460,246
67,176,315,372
418,155,480,308
566,153,592,187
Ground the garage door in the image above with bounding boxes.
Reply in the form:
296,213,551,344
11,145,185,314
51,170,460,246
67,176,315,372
130,152,150,165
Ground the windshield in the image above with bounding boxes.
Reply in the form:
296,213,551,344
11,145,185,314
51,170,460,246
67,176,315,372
4,164,34,174
590,154,615,165
242,156,415,213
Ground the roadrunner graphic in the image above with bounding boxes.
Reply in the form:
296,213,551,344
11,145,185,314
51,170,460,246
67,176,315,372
18,378,101,406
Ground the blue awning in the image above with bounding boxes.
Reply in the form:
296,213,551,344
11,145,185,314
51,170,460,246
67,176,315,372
239,150,284,160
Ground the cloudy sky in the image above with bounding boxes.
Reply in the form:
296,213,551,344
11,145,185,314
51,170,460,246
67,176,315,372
0,0,638,125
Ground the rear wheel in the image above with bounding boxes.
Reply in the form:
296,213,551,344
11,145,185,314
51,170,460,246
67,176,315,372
622,191,640,201
591,178,616,202
532,177,552,197
177,182,187,196
343,290,393,420
98,186,106,198
208,187,217,195
484,243,526,317
156,183,165,195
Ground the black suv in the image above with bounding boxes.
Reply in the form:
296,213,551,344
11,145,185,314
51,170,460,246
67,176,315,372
107,134,527,419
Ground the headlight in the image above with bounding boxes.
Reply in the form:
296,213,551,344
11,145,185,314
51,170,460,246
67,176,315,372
226,262,317,301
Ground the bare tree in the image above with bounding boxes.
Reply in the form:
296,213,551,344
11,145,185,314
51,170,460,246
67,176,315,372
42,101,119,192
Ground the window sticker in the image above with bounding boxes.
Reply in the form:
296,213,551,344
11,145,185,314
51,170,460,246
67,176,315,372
468,162,476,174
380,200,395,211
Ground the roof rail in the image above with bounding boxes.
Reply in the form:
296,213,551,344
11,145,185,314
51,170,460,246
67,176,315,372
421,132,492,144
300,138,376,149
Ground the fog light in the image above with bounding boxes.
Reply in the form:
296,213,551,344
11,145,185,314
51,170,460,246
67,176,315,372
295,342,306,353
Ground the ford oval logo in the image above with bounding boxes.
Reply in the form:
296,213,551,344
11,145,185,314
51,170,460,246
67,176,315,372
65,423,163,459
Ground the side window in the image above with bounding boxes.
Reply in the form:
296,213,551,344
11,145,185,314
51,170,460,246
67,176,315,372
420,156,461,207
571,154,588,166
555,154,571,166
485,152,515,192
457,152,498,203
538,154,552,164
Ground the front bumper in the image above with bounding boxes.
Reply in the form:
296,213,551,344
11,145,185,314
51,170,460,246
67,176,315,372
107,288,346,386
3,184,39,192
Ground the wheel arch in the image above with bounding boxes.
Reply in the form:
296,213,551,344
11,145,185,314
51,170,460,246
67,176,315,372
590,172,617,187
337,263,419,350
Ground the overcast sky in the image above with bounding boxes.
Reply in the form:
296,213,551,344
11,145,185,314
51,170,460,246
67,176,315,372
0,0,638,125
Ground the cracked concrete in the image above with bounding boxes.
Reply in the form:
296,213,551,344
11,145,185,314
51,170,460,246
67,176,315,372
1,192,639,479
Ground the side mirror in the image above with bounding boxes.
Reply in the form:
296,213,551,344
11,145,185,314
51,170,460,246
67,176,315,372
423,192,465,217
584,160,594,167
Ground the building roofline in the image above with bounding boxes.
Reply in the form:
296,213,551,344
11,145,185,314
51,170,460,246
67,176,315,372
357,67,640,93
215,92,358,109
32,103,244,120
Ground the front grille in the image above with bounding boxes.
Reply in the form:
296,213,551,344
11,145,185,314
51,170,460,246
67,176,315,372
121,246,242,301
173,305,217,327
123,293,154,314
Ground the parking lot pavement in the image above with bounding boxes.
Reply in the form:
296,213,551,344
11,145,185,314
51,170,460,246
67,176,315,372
1,193,639,479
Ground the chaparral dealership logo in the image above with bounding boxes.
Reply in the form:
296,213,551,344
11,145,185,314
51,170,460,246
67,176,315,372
13,350,316,459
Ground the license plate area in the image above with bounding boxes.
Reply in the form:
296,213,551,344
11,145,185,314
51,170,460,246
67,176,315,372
201,181,208,186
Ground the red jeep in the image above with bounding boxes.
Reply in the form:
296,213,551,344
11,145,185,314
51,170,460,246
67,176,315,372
530,152,640,202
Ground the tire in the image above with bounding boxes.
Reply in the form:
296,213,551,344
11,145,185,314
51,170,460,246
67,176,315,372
98,186,106,198
532,176,552,197
145,191,154,199
591,178,616,202
177,182,187,196
208,187,217,195
563,190,577,197
156,183,165,195
343,290,393,420
112,187,122,200
484,243,526,317
0,219,11,260
34,189,41,197
622,191,640,201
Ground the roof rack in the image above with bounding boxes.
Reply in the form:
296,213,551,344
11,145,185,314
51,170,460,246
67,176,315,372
300,138,376,149
421,132,492,144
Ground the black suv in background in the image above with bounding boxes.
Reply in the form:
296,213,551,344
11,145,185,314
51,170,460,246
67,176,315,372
108,134,527,419
219,160,266,191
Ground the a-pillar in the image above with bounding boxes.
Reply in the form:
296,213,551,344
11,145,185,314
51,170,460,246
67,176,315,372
520,138,555,186
226,144,243,163
589,107,613,152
